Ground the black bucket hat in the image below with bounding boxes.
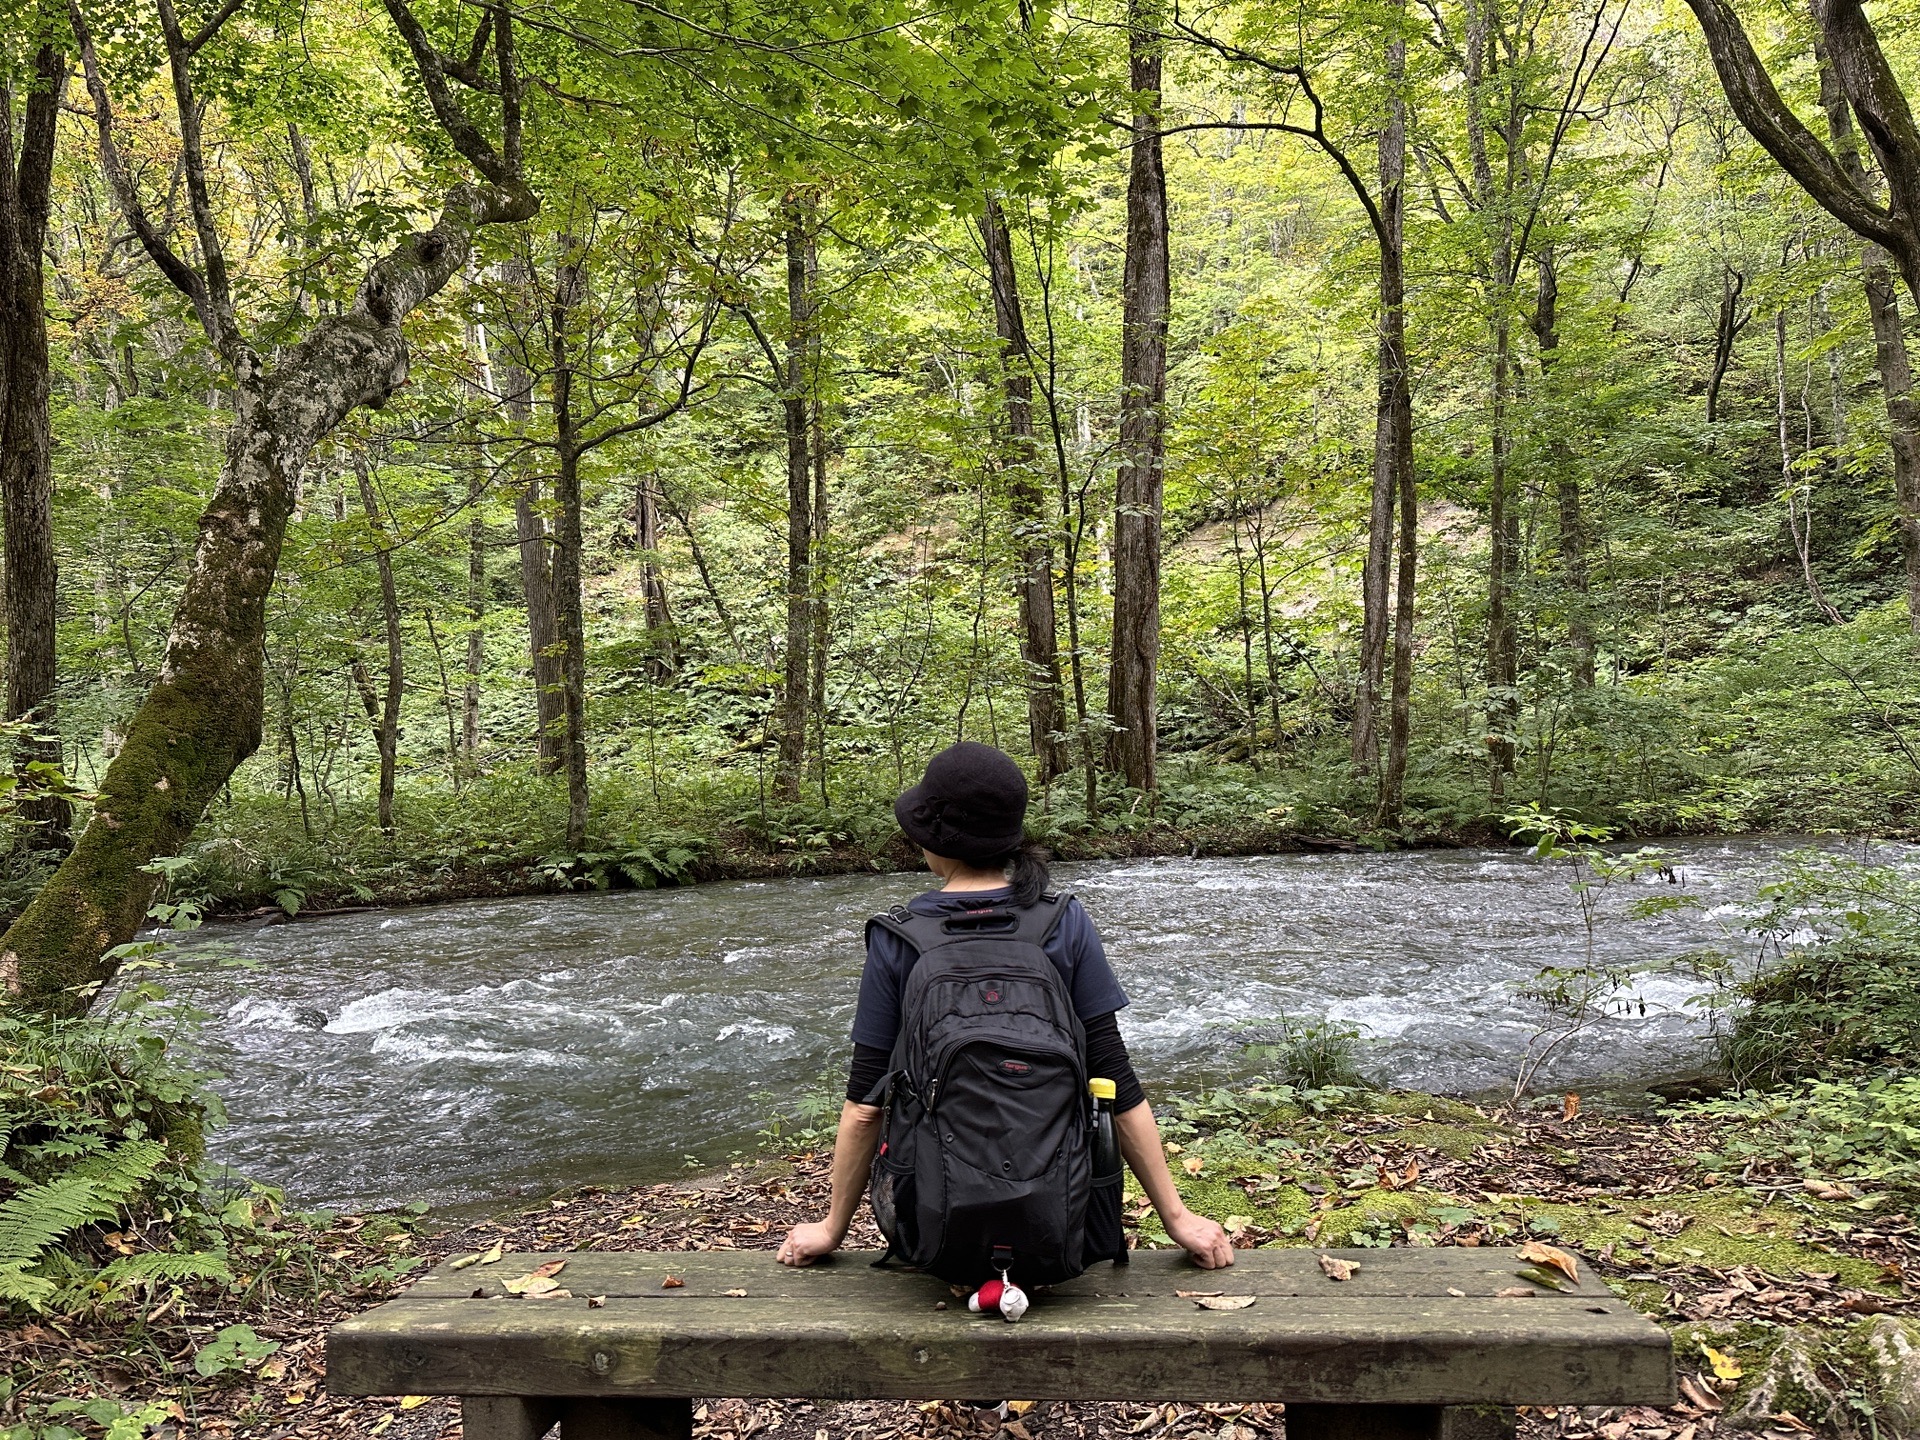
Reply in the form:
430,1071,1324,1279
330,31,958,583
894,742,1029,867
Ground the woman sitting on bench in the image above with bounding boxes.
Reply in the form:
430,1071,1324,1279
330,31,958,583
778,742,1232,1274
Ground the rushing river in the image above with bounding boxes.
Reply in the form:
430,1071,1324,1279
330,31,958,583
148,838,1847,1211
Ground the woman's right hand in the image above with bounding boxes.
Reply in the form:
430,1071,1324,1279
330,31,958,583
777,1220,843,1267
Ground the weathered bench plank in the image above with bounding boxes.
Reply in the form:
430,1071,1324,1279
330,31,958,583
399,1248,1624,1302
327,1248,1673,1408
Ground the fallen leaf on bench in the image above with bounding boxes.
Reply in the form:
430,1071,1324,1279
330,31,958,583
724,1288,748,1297
1317,1254,1358,1281
1517,1265,1572,1291
589,1295,607,1308
1193,1295,1257,1310
1176,1289,1224,1298
663,1275,686,1289
1495,1286,1535,1298
527,1288,573,1301
446,1252,482,1271
399,1396,430,1410
531,1259,567,1279
507,1275,562,1297
1446,1287,1466,1297
1517,1240,1579,1283
476,1242,505,1266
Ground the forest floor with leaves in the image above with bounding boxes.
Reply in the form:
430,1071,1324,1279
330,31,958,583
7,1090,1918,1440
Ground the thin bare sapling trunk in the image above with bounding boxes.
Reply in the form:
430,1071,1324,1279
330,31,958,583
352,451,405,831
982,196,1067,782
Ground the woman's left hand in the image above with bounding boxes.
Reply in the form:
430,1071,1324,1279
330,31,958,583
777,1221,842,1267
1165,1209,1235,1269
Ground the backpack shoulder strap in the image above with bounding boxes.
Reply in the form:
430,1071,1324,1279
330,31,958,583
866,904,951,957
867,892,1072,955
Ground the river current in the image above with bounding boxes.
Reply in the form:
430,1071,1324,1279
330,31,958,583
151,838,1841,1210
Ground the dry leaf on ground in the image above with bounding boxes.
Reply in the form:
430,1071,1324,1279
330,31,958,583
663,1274,686,1289
1495,1286,1535,1298
1175,1290,1225,1298
1193,1295,1257,1310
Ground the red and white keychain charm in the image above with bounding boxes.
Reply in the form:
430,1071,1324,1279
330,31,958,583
967,1268,1030,1322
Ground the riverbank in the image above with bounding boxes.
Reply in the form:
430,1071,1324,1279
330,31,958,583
7,1087,1916,1440
195,818,1401,923
131,748,1920,928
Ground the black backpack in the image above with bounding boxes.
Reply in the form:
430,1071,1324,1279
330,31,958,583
863,894,1128,1287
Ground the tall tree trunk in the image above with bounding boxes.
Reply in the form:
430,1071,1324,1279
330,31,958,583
352,454,403,832
1533,251,1594,686
1106,0,1170,793
498,258,565,771
1815,40,1920,630
1377,22,1418,826
636,476,675,676
1353,139,1399,784
0,35,72,848
547,238,590,848
982,197,1067,782
1464,0,1517,800
776,205,813,803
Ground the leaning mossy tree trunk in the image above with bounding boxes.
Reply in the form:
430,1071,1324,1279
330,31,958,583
0,0,537,1017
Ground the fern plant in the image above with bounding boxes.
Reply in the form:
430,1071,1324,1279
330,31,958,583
0,1009,231,1315
0,1141,165,1309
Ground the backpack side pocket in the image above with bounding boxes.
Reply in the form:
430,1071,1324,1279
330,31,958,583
1082,1167,1127,1268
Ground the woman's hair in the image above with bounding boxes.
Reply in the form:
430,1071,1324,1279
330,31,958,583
1004,837,1052,906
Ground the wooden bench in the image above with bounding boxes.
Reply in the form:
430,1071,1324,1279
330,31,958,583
327,1247,1673,1440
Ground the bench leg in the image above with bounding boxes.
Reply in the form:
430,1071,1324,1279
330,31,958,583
561,1398,695,1440
1286,1405,1443,1440
1439,1406,1516,1440
463,1397,562,1440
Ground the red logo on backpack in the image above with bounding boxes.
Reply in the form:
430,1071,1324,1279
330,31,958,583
984,986,1001,1003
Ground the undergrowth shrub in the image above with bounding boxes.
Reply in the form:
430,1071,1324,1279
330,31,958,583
1242,1016,1372,1090
1712,850,1920,1087
1682,1076,1920,1199
0,1011,227,1312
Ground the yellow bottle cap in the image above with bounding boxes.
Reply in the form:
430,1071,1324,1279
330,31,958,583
1089,1078,1117,1101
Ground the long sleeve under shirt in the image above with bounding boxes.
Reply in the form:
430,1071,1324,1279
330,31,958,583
843,888,1146,1114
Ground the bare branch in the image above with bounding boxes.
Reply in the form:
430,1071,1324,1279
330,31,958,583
66,0,212,330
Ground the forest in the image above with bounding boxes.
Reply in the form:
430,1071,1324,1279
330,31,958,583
0,0,1912,987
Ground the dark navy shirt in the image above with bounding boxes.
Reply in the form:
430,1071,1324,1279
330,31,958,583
850,887,1129,1051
